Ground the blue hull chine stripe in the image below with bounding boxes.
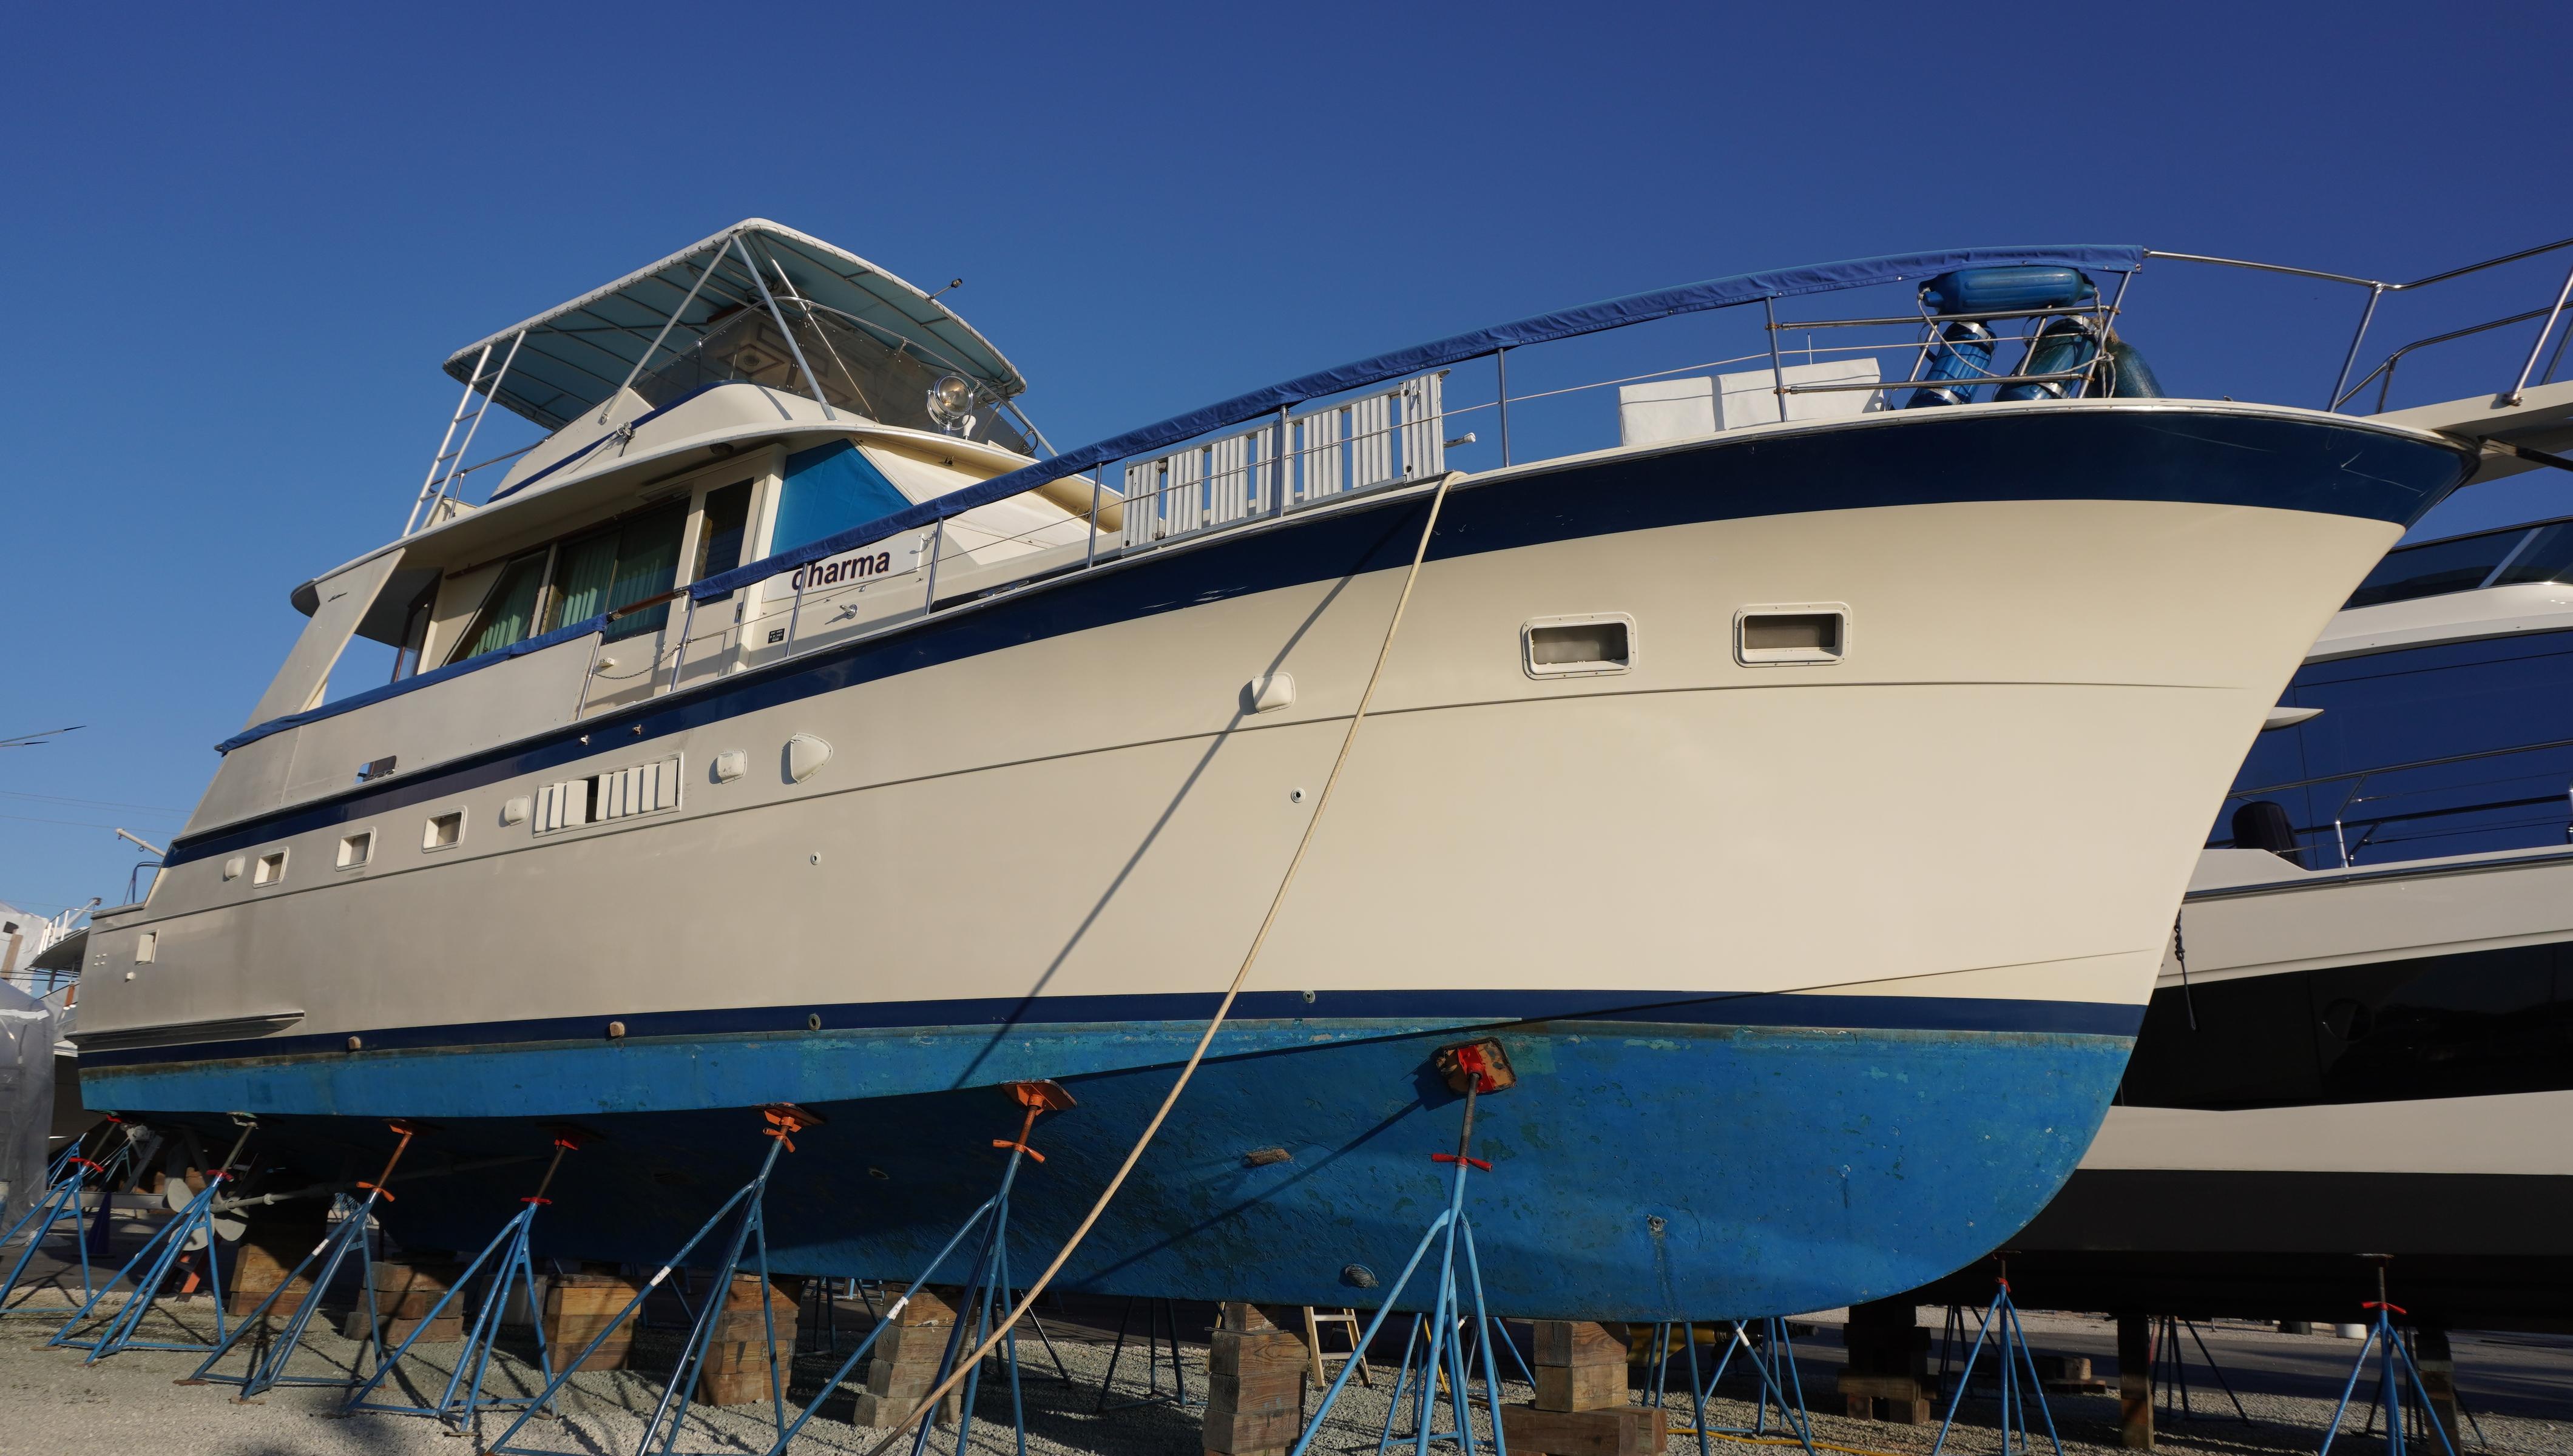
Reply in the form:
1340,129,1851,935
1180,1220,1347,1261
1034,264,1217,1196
76,988,2143,1071
169,408,2471,869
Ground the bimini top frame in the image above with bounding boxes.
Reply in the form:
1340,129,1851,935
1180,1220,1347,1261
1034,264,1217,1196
441,219,1027,433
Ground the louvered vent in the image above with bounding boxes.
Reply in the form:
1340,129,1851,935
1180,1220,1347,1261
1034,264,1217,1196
535,755,682,834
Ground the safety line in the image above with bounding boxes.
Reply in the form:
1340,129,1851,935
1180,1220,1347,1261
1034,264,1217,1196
853,469,1461,1456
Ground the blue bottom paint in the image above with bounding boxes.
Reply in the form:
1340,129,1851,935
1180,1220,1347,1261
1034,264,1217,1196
96,1020,2129,1319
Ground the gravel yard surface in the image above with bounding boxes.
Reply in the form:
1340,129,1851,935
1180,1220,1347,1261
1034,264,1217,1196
4,1290,2568,1456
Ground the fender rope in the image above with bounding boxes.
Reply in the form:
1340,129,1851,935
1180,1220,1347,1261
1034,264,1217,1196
854,470,1461,1456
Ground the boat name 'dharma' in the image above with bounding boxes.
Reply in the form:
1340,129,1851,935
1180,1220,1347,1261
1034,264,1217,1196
789,551,896,590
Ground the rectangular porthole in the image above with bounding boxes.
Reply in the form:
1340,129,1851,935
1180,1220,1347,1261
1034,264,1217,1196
253,850,288,886
134,931,157,965
1523,613,1635,679
424,811,464,851
1736,604,1850,666
337,830,374,869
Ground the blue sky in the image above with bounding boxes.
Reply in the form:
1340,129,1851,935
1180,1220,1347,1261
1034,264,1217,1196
3,2,2569,916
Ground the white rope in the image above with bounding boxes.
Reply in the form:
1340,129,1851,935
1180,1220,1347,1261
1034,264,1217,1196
851,470,1461,1456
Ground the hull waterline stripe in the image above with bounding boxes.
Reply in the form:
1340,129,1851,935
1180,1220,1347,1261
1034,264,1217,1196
72,986,2146,1069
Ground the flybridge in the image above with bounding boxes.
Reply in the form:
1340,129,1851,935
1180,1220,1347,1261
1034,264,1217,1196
404,220,1041,536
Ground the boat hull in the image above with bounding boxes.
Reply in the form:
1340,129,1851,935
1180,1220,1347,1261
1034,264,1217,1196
79,402,2473,1317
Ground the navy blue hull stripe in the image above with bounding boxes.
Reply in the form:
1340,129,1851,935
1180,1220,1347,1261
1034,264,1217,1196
168,408,2467,869
78,987,2145,1070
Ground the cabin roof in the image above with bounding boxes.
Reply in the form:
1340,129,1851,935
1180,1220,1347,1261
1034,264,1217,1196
443,219,1027,430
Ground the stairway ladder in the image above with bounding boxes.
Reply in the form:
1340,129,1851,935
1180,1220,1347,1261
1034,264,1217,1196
404,331,524,536
1303,1306,1372,1389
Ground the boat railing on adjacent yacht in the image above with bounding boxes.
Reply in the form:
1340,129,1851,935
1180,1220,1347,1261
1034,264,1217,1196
194,226,2573,845
2226,736,2573,869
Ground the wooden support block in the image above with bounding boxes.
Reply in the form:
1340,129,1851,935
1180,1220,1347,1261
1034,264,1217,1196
1535,1363,1625,1413
1500,1405,1662,1456
1531,1320,1628,1369
2117,1312,2152,1450
1204,1403,1304,1454
1210,1329,1308,1381
2416,1327,2461,1443
544,1271,644,1371
342,1309,465,1344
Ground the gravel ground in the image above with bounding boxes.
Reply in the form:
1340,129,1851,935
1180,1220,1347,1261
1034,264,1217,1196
4,1291,2570,1456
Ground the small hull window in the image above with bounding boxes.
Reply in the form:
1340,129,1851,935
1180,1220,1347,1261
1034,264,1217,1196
1523,614,1635,679
1736,604,1849,666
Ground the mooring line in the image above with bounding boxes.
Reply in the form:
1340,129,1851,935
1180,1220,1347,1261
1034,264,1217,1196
851,470,1461,1456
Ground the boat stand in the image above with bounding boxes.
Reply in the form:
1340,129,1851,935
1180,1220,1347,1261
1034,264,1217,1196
2319,1262,2460,1456
341,1130,584,1431
184,1119,419,1399
1373,1308,1536,1456
487,1104,817,1456
1929,1266,2063,1456
1649,1318,1816,1456
1290,1039,1515,1456
50,1116,259,1362
1093,1296,1197,1411
762,1079,1075,1456
1,1116,140,1317
2148,1313,2251,1426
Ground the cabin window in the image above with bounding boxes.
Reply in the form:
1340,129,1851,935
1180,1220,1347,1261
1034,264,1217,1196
446,549,549,666
2491,521,2573,588
423,811,463,851
2345,529,2524,609
696,482,754,580
252,850,288,886
337,831,373,869
544,502,688,642
771,442,910,554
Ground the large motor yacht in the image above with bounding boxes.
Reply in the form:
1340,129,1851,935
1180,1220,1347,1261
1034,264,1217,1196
67,223,2483,1318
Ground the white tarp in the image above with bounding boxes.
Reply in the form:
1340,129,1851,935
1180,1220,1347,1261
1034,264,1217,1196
0,977,56,1229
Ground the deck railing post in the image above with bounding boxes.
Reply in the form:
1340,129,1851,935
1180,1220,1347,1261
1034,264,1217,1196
1765,295,1789,420
1495,349,1511,467
664,598,695,695
922,521,947,619
2503,258,2573,406
2330,285,2388,412
1086,469,1103,569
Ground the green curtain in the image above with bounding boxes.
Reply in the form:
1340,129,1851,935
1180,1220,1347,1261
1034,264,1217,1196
545,531,620,631
447,553,547,665
601,507,685,642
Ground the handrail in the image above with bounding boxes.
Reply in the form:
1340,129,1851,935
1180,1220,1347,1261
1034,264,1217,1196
2228,735,2573,798
2333,305,2569,413
2149,237,2573,411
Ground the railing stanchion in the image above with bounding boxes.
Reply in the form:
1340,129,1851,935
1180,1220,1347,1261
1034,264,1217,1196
2330,285,2388,413
1495,348,1511,467
1765,295,1788,418
784,576,806,653
1276,405,1293,514
1086,468,1103,569
570,632,602,719
664,598,695,694
2503,258,2573,406
922,520,947,619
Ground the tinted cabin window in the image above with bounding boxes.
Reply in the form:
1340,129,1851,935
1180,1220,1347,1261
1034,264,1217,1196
546,504,688,643
446,550,549,666
696,482,754,580
2344,529,2524,608
2120,941,2573,1110
2492,521,2573,587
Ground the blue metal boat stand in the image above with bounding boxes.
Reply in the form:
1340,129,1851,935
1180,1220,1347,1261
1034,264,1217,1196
1929,1263,2063,1456
50,1114,259,1361
1648,1318,1816,1456
762,1079,1075,1456
2319,1261,2461,1456
487,1104,818,1456
1291,1038,1515,1456
183,1119,418,1399
1,1116,138,1318
1092,1296,1197,1411
341,1128,587,1431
